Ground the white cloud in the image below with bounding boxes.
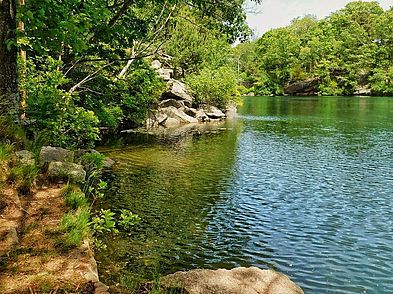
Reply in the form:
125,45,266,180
247,0,393,37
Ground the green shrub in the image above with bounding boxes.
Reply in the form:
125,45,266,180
8,164,39,195
60,208,90,247
64,191,88,210
186,66,239,108
25,57,100,149
82,152,105,173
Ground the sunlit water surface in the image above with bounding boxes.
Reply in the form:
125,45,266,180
97,96,393,293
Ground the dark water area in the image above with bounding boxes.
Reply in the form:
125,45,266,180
97,96,393,293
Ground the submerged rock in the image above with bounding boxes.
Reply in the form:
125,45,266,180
161,267,304,294
39,146,74,163
47,162,86,183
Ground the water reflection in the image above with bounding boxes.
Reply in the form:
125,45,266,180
98,96,393,293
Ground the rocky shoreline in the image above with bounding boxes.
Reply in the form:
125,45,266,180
146,58,234,129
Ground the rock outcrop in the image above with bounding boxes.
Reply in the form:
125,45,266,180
161,267,304,294
148,59,232,129
284,78,319,96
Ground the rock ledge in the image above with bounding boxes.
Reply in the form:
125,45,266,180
161,267,304,294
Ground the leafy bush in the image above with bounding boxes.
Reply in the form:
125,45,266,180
186,66,239,108
370,67,393,95
60,208,90,247
25,57,100,148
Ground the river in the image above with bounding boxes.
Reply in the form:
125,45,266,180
97,96,393,293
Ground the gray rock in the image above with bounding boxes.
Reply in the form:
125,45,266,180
183,107,198,118
156,113,168,125
161,106,198,124
164,117,181,128
160,99,183,109
157,68,173,81
15,150,35,166
40,146,74,163
161,267,304,294
195,109,209,122
47,161,86,183
151,60,162,69
164,79,193,103
205,106,226,119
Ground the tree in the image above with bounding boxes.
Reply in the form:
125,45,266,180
0,0,19,118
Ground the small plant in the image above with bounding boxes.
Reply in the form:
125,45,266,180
118,209,141,231
90,209,118,235
64,191,88,210
60,208,90,247
90,209,118,250
8,164,39,195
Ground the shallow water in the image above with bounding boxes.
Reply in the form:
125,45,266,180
97,96,393,293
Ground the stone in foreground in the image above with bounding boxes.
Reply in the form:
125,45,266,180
161,267,303,294
47,161,86,183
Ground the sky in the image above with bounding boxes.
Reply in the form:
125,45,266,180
246,0,393,37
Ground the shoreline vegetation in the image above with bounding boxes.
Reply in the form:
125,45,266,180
0,0,392,293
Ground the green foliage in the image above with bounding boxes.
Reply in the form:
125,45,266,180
242,1,393,96
90,209,118,235
187,66,239,108
60,208,90,247
0,116,27,147
370,67,393,95
64,191,88,210
8,164,39,195
118,209,141,232
25,57,100,148
82,152,105,173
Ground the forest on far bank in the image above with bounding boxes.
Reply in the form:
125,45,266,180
236,1,393,96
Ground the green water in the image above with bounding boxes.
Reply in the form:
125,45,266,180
97,96,393,293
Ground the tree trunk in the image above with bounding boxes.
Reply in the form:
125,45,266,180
0,0,20,119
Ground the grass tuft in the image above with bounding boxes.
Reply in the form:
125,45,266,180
60,208,90,247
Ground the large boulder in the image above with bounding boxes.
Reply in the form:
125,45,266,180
160,99,183,109
163,117,181,128
47,162,86,183
163,79,193,103
204,106,226,119
284,78,319,96
15,150,35,166
161,267,304,294
39,146,74,164
160,106,198,124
